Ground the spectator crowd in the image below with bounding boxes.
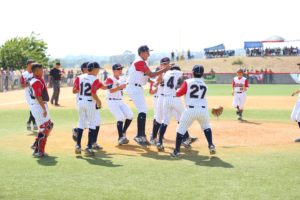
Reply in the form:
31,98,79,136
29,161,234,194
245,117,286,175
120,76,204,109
246,47,299,57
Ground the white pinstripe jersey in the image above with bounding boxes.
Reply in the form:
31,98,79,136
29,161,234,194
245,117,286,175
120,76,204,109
127,57,149,86
76,74,102,103
21,71,33,105
184,78,208,107
105,76,125,99
163,70,183,96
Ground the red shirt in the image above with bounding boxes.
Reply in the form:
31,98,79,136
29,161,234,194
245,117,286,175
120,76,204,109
91,79,103,94
176,81,187,97
134,60,150,73
32,77,47,97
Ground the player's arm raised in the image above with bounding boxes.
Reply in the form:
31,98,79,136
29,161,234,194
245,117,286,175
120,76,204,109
135,60,170,78
176,81,188,97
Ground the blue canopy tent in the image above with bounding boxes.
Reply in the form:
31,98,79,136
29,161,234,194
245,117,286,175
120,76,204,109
204,44,225,52
244,41,263,49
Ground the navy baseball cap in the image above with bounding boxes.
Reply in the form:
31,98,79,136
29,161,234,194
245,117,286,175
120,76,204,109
138,45,153,54
160,57,170,64
112,63,124,70
27,59,35,65
192,65,204,75
80,62,89,71
87,62,101,71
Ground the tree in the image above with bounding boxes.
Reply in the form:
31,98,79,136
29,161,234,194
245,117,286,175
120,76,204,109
0,33,49,70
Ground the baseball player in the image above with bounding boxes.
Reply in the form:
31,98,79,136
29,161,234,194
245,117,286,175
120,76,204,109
126,45,171,146
232,69,249,121
29,63,54,157
291,89,300,142
149,57,170,145
105,64,134,145
72,62,89,142
73,62,107,155
156,64,197,151
20,59,38,132
171,65,216,157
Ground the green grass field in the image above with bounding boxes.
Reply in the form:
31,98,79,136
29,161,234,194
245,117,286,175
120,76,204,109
1,84,300,200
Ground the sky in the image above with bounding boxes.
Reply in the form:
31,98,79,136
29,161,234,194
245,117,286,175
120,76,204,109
0,0,299,57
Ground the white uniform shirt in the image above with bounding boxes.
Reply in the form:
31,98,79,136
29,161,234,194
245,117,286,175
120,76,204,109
179,78,208,107
163,70,183,96
105,76,124,100
21,71,33,105
232,76,249,93
127,57,150,87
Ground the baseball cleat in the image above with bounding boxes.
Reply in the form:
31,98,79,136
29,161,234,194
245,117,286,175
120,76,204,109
75,145,81,154
170,150,180,157
33,152,48,158
27,123,31,131
134,136,146,147
30,142,37,150
156,143,165,152
92,143,103,150
72,128,78,142
33,124,38,132
141,137,151,146
182,140,192,149
150,137,157,145
84,148,94,156
209,145,216,155
295,138,300,143
118,137,129,145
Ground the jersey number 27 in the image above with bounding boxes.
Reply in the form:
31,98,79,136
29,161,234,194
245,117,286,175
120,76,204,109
190,84,207,99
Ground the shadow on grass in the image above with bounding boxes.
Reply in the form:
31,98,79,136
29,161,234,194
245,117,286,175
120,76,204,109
36,156,58,166
76,150,122,168
240,120,261,125
139,148,234,168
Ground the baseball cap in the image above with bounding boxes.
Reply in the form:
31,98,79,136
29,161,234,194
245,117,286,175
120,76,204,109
26,59,35,65
237,68,243,73
80,62,89,71
87,62,101,71
112,63,124,70
138,45,153,54
192,65,204,75
160,57,170,64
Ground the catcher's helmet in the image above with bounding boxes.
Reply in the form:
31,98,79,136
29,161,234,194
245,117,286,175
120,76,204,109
192,65,204,77
87,62,100,72
80,62,89,72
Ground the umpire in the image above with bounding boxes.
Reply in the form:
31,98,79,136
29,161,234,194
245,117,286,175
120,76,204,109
50,62,62,106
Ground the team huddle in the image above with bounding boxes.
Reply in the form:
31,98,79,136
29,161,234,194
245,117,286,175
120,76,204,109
20,45,300,158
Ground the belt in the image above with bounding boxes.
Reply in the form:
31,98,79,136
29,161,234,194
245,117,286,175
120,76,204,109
108,98,122,100
163,95,177,98
188,106,206,108
154,96,158,98
236,92,243,94
79,98,92,102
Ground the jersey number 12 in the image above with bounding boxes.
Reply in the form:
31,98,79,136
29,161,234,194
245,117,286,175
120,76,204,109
80,82,92,96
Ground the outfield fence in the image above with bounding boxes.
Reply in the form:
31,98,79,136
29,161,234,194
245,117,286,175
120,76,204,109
183,73,300,84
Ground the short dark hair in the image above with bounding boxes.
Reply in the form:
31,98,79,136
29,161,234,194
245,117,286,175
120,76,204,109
31,63,43,72
55,62,61,66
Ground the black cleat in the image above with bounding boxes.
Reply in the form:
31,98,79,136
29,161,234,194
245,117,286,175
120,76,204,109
118,137,129,145
134,136,146,147
141,136,151,146
295,138,300,143
209,145,216,155
156,143,165,152
170,150,180,157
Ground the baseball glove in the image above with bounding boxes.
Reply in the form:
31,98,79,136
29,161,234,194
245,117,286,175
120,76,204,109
211,106,224,117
